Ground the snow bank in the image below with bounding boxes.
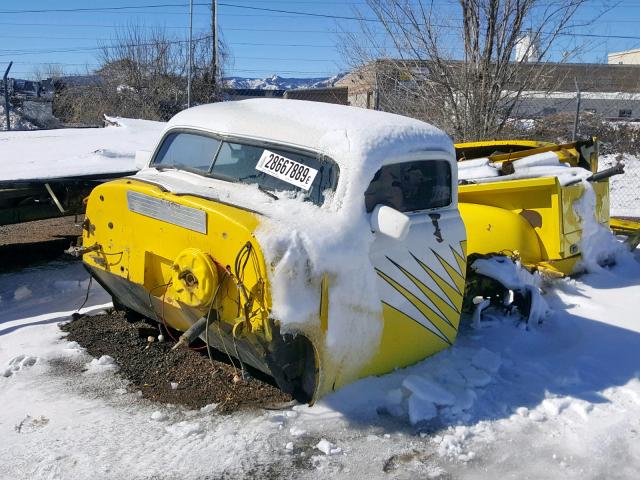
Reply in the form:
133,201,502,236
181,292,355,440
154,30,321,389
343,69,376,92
0,116,164,182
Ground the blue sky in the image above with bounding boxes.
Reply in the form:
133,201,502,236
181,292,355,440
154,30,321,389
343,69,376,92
3,1,640,80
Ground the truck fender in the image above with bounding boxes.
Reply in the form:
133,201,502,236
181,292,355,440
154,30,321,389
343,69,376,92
458,202,543,264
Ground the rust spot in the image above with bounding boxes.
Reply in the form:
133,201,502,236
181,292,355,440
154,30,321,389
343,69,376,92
428,213,444,243
520,209,543,228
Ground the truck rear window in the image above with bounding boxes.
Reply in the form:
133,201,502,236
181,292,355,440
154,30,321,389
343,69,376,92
365,160,452,213
152,131,338,206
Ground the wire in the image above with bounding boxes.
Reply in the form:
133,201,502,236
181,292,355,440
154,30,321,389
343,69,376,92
75,276,93,312
205,271,240,375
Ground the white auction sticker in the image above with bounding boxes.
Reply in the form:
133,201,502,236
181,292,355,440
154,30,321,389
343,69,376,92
255,149,318,191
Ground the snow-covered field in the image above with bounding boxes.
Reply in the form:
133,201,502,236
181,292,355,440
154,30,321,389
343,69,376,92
1,248,639,479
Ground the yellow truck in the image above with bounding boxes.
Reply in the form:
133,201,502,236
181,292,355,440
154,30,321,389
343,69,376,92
75,100,638,403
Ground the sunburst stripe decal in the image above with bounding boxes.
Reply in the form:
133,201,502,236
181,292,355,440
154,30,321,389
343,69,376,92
381,301,451,347
410,253,463,312
385,256,458,329
450,244,467,275
431,248,466,293
376,268,455,344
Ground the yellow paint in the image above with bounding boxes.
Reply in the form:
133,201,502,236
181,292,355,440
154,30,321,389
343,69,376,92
459,175,610,276
360,302,450,377
455,140,585,167
170,248,218,308
363,243,467,377
411,253,463,313
83,178,269,335
376,269,456,342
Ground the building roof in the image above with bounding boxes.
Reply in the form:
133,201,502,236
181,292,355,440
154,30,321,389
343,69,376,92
339,59,640,94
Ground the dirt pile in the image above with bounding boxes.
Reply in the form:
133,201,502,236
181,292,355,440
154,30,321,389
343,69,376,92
62,310,292,413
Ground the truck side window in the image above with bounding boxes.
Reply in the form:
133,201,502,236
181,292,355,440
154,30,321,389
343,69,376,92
365,160,452,213
153,132,220,173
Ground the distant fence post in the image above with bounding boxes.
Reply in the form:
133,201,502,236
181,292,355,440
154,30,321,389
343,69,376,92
3,61,12,131
572,78,581,141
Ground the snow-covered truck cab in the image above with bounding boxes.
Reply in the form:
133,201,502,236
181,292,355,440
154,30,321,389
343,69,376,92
80,99,465,402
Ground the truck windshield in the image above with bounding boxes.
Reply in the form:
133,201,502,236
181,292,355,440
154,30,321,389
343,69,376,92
364,160,452,213
152,131,338,206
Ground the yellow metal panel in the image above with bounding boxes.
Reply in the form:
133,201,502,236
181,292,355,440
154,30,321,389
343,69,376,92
360,302,451,377
458,202,543,264
82,179,267,334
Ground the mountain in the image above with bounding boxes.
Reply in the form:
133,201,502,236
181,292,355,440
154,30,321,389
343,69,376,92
223,73,346,91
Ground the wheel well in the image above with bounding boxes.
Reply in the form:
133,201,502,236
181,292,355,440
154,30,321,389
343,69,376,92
266,333,318,404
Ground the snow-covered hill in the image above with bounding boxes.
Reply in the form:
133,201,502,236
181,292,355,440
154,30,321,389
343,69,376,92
223,73,345,91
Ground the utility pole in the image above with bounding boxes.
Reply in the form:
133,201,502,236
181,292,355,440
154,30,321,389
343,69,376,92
187,0,193,108
211,0,218,99
3,61,12,131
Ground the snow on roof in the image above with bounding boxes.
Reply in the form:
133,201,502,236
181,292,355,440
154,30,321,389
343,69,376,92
166,98,454,164
0,117,164,183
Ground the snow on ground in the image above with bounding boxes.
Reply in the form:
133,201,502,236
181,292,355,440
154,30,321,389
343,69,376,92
0,116,164,182
1,248,640,479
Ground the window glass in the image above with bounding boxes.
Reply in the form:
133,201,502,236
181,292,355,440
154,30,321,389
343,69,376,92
153,131,220,173
365,160,452,213
211,141,337,206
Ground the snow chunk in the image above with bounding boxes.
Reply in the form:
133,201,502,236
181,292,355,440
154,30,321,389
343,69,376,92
402,375,456,406
165,421,203,438
86,355,118,373
315,439,341,455
435,426,472,459
471,348,502,374
200,403,218,414
150,411,167,422
13,286,32,301
289,426,306,437
460,365,493,387
384,388,406,417
407,395,437,425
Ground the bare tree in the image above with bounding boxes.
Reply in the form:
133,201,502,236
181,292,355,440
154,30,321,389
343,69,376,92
55,23,229,125
31,64,65,83
342,0,607,141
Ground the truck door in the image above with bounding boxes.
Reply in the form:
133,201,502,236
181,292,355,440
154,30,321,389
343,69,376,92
363,154,467,375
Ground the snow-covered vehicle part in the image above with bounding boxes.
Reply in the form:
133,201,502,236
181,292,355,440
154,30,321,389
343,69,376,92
81,99,466,403
466,255,549,325
454,139,623,276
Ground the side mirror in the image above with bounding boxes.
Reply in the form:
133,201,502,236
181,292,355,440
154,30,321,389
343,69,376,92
134,150,152,170
370,204,411,241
